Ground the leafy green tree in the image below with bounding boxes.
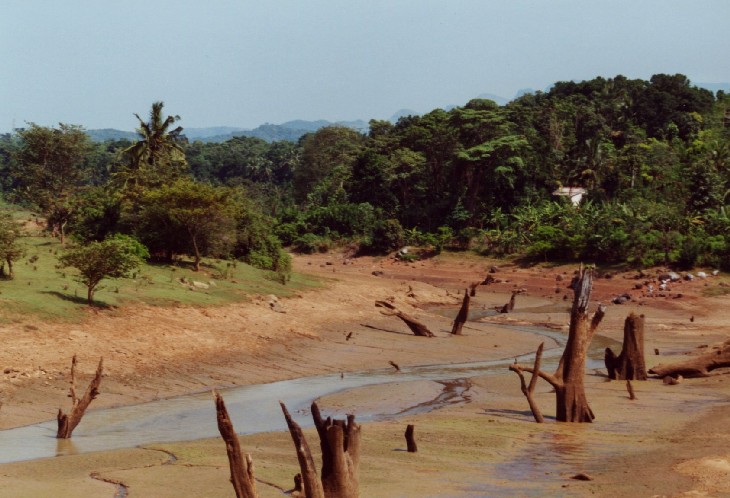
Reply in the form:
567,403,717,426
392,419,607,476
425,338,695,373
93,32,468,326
0,212,24,279
293,126,365,204
136,179,236,271
11,123,92,243
59,235,148,304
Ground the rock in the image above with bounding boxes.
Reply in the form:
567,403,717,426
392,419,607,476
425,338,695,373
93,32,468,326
488,266,499,273
697,271,707,278
208,280,217,287
663,375,683,385
372,271,384,277
683,273,694,281
570,473,593,481
192,281,209,289
612,293,631,304
555,274,564,282
634,283,643,290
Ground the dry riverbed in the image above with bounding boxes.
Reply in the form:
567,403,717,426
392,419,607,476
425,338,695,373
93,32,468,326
0,253,729,496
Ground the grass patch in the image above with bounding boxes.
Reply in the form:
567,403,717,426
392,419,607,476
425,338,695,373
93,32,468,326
0,234,321,323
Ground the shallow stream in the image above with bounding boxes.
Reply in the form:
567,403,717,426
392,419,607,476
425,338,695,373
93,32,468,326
0,305,617,464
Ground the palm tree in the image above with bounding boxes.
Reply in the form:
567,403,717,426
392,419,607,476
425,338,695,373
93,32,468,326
120,102,188,190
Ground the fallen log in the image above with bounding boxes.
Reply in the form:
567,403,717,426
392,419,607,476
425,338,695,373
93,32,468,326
215,391,258,498
57,355,103,439
648,340,730,378
375,301,435,337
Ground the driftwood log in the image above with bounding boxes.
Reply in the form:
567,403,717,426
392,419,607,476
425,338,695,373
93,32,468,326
509,267,605,422
375,301,435,337
405,424,417,452
57,355,103,438
215,392,258,498
280,401,361,498
451,289,470,335
648,340,730,378
605,313,647,380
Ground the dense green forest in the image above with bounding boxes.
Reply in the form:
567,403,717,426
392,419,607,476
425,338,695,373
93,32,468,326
2,74,729,274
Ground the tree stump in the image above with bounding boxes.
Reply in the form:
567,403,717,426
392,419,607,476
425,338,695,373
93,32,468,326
215,392,258,498
508,267,605,422
280,402,361,498
405,424,418,452
57,355,103,438
280,402,325,498
451,289,470,335
605,313,648,380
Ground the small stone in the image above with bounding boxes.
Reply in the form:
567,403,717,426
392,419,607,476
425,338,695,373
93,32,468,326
570,473,593,481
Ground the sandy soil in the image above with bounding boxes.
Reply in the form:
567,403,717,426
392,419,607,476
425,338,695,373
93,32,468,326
0,252,729,496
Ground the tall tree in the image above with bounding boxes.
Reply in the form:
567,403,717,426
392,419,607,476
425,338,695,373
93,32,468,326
12,123,92,243
119,102,188,192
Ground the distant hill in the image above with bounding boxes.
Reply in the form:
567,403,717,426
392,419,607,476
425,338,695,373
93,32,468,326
87,119,369,144
389,109,419,122
85,129,137,142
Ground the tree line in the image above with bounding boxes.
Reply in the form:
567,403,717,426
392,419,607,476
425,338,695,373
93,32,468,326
1,74,729,281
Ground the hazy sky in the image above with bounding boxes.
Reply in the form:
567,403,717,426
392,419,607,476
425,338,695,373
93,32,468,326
2,1,729,132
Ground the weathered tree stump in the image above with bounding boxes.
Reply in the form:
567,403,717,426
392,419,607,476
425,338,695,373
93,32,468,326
605,313,647,380
509,267,605,422
280,401,361,498
451,289,470,335
648,340,730,378
215,391,258,498
509,342,545,423
469,282,479,297
405,424,418,452
280,402,325,498
56,355,103,438
498,291,517,313
375,301,435,337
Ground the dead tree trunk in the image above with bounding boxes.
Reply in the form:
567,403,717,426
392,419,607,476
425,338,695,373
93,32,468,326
499,291,518,313
605,313,647,380
508,267,605,422
311,403,361,498
280,402,360,498
509,342,545,423
648,340,730,378
57,355,103,438
451,289,470,335
405,424,417,452
215,393,258,497
469,282,479,296
280,402,325,498
375,301,435,337
215,392,258,498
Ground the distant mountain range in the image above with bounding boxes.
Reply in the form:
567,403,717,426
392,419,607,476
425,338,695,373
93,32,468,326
85,82,730,144
86,119,370,144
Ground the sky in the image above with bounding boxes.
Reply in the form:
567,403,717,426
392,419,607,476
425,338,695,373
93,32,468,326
2,1,729,132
